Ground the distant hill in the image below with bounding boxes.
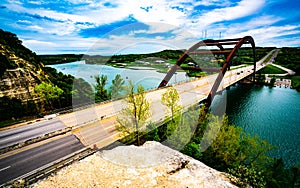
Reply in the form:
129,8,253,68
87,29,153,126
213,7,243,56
39,54,83,65
38,50,185,65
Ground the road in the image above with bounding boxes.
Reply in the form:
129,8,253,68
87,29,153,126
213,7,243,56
0,119,66,149
270,63,296,75
0,135,84,185
72,116,118,147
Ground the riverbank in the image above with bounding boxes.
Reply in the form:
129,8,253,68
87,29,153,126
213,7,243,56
126,66,157,70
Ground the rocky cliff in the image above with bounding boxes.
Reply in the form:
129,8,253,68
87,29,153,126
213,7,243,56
0,30,45,101
35,141,238,188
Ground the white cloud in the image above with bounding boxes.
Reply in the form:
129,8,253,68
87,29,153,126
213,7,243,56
228,25,300,47
17,20,31,24
5,3,88,22
194,0,233,7
3,0,300,54
6,0,267,38
201,15,283,39
23,39,55,46
27,25,43,31
27,0,43,5
22,36,98,54
85,28,197,55
195,0,265,26
262,37,300,47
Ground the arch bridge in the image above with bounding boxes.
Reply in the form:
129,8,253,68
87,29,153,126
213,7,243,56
158,36,256,107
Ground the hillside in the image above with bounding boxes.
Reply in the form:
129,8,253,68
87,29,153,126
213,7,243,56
0,29,46,101
0,30,53,124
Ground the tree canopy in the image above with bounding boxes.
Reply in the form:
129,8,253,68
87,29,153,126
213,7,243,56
161,87,182,121
109,74,125,99
117,81,151,145
94,75,109,102
34,82,64,111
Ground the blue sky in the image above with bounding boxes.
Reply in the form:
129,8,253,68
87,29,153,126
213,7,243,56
0,0,299,54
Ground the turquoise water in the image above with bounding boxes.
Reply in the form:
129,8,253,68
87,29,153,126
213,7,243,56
48,61,190,90
224,84,300,167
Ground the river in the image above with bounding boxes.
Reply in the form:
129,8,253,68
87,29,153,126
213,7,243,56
49,61,300,168
47,61,190,90
224,84,300,168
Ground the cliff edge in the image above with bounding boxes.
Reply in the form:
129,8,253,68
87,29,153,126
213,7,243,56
35,141,237,188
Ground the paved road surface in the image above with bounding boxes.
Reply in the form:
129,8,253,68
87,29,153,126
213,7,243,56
270,63,296,75
0,135,84,185
0,118,66,149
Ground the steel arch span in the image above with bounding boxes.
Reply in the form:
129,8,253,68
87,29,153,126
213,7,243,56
158,36,256,108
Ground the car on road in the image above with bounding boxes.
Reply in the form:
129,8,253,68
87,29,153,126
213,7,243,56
44,114,57,120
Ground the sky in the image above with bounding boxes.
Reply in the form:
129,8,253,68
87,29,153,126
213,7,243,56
0,0,300,55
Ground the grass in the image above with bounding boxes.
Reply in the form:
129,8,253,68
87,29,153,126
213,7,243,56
259,64,287,74
231,64,250,70
291,76,300,89
283,75,300,89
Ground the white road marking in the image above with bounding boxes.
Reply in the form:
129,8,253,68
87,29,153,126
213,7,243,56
0,166,11,172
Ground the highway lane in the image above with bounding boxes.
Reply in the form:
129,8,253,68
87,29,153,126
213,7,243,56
73,116,118,147
0,135,84,185
0,118,66,149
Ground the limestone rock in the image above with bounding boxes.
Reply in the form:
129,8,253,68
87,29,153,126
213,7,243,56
0,44,44,101
35,141,237,188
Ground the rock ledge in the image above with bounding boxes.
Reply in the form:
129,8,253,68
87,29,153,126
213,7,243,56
35,141,237,188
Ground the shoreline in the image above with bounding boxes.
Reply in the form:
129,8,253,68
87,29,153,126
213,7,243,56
125,66,157,70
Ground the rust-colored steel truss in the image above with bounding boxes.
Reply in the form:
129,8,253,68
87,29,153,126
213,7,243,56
158,36,256,108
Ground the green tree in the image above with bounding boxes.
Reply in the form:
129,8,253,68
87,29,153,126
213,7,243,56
109,74,125,99
94,75,109,102
116,81,151,145
143,122,161,142
270,77,276,87
156,106,198,151
34,82,64,112
227,165,267,187
72,78,94,106
256,73,265,84
0,96,24,121
44,67,74,108
201,116,274,170
181,141,202,159
161,86,182,121
196,115,275,187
